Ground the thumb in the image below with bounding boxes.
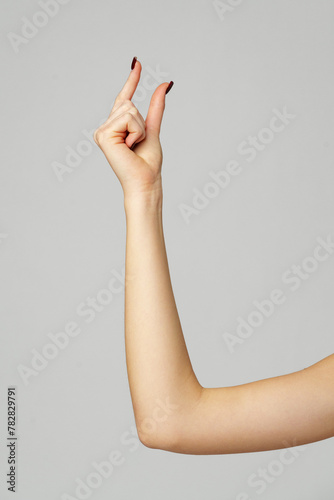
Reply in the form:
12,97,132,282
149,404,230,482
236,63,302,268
145,81,174,143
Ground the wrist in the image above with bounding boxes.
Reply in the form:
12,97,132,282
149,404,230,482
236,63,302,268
124,185,163,217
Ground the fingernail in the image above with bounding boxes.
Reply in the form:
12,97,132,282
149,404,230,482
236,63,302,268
165,81,174,95
131,56,137,70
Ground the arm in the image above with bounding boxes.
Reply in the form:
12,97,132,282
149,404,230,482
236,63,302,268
124,189,203,451
124,191,334,454
94,57,334,454
173,353,334,454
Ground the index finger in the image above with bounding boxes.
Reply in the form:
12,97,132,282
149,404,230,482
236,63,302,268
114,57,142,106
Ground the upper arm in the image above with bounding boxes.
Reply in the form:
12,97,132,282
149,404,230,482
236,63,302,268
168,354,334,455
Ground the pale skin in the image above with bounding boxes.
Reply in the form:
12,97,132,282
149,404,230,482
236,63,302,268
94,57,334,455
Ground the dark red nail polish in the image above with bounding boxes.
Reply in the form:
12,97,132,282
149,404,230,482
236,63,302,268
131,56,137,70
165,81,174,95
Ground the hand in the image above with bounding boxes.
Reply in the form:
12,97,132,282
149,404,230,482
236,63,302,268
94,57,173,200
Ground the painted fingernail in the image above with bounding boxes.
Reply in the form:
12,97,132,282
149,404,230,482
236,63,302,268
131,56,137,70
165,81,174,95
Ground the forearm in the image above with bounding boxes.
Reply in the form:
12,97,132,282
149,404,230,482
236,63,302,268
123,187,203,449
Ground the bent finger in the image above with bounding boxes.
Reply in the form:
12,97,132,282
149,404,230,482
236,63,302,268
95,112,144,149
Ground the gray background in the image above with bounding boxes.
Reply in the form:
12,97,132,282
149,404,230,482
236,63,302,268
1,0,334,498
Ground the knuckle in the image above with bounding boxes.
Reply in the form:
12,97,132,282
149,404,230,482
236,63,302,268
93,129,99,144
124,111,135,121
114,100,139,117
93,127,105,145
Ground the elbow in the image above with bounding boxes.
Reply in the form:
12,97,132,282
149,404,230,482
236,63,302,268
135,413,181,451
138,430,179,451
137,431,158,449
132,396,181,451
135,384,204,452
137,424,179,451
